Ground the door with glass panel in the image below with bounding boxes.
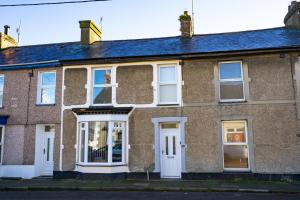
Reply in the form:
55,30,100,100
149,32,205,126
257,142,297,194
42,125,55,176
160,123,181,178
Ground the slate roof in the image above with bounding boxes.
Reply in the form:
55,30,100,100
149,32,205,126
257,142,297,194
1,27,300,69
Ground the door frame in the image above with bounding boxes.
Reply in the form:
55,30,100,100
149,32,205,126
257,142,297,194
35,124,55,176
160,124,181,178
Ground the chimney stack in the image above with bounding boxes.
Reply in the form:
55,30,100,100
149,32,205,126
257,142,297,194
179,11,192,38
0,25,17,49
4,25,10,35
79,20,102,45
284,1,300,28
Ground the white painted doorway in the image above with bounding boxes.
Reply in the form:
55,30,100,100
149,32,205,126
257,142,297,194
160,123,181,178
35,125,55,176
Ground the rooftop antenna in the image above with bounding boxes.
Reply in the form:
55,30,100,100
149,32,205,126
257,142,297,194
16,20,21,43
192,0,195,35
99,16,103,30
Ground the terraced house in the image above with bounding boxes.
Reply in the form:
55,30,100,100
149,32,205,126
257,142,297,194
0,2,300,180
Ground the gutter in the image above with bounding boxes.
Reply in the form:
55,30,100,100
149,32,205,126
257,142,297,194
0,60,61,70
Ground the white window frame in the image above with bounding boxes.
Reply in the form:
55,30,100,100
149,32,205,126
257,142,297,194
0,75,4,108
0,125,5,165
158,64,180,105
221,120,250,172
219,61,245,102
77,118,127,166
91,67,114,106
37,71,56,105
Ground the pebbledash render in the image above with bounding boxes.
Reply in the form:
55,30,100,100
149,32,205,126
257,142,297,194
0,3,300,180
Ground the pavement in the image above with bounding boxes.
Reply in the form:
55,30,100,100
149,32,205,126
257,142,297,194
0,191,300,200
0,178,300,194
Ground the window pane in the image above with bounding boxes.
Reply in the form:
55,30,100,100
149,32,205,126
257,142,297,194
161,123,178,129
42,73,56,86
165,136,169,155
41,87,55,104
173,136,176,155
220,81,244,100
220,62,242,79
46,138,50,161
80,129,85,162
0,76,4,88
223,121,246,143
0,127,2,143
45,125,55,132
112,128,123,163
88,122,108,163
159,85,177,103
224,145,249,169
93,87,112,104
0,92,3,106
94,69,111,85
160,67,176,83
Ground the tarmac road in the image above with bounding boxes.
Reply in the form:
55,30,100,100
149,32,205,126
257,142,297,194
0,191,299,200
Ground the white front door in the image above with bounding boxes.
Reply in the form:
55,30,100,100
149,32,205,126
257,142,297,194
36,125,55,176
42,131,54,176
160,126,181,178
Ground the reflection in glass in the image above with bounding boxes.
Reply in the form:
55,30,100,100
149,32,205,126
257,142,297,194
220,81,244,100
112,128,123,162
80,130,85,162
159,85,177,103
220,62,242,79
93,87,112,104
160,67,176,83
88,122,108,163
42,73,56,86
94,70,111,85
224,145,249,169
41,87,55,104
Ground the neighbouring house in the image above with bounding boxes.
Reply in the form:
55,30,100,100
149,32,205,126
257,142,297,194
0,2,300,180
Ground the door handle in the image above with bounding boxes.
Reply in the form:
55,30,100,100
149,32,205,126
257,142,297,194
43,148,46,154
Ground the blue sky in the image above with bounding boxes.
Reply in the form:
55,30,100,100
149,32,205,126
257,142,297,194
0,0,293,45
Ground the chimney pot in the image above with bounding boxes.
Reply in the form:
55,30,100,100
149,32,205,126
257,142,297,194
4,25,10,35
179,11,192,38
79,20,102,45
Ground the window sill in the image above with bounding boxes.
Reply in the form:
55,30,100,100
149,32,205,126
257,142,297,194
36,103,56,107
223,168,251,172
219,100,247,104
76,163,127,167
157,103,180,106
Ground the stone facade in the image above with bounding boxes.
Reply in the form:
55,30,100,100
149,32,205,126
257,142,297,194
0,67,62,168
59,53,300,175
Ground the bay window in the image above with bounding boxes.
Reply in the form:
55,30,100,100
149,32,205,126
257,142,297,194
219,61,245,102
92,69,112,105
222,121,250,171
78,121,125,165
37,71,56,104
158,65,179,104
